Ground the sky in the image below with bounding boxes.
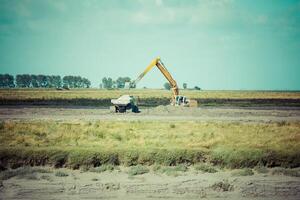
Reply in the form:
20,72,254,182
0,0,299,90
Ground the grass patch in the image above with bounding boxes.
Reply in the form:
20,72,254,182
194,163,218,173
231,168,254,176
211,147,265,168
152,165,162,172
157,164,188,176
89,164,119,173
211,180,234,192
0,167,50,180
20,173,39,180
271,168,300,177
254,166,269,174
40,175,52,181
0,120,299,169
55,171,68,177
128,165,149,176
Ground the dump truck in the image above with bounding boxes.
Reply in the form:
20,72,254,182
111,95,139,113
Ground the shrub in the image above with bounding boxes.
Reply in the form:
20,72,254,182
211,147,264,168
170,124,176,128
50,151,69,168
55,171,68,177
194,163,217,173
0,121,4,130
128,165,149,176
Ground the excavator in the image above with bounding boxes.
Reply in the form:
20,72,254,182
111,57,197,112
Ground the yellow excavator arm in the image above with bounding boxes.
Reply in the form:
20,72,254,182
132,57,179,100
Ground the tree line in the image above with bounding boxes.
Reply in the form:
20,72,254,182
0,74,91,88
163,82,201,90
101,77,134,89
0,74,200,90
101,76,201,90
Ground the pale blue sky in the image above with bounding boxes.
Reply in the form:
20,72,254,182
0,0,299,90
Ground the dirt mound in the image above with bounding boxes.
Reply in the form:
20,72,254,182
146,105,199,115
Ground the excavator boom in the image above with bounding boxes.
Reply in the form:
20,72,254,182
131,57,197,107
133,57,179,100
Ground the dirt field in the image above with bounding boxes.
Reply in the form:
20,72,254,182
1,167,300,200
0,105,300,122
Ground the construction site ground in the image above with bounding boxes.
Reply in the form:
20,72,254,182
0,105,299,123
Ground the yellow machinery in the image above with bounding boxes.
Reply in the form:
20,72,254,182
131,57,198,107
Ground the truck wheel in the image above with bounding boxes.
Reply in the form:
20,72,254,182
132,105,139,113
119,106,126,113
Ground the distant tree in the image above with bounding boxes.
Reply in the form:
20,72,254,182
82,78,91,88
0,74,14,88
163,82,171,90
16,74,31,88
102,77,107,89
30,75,39,87
63,76,73,88
37,75,48,88
183,83,187,89
102,77,113,89
46,76,54,88
52,75,62,88
112,80,117,88
116,77,131,88
194,86,201,90
45,75,61,88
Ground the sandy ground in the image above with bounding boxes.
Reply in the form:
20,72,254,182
0,106,299,122
0,167,300,200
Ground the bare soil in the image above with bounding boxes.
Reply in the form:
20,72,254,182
0,167,299,200
0,105,299,122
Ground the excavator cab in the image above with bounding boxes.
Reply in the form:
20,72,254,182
175,95,188,106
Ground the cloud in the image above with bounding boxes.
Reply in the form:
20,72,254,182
1,0,299,39
155,0,163,7
130,0,235,26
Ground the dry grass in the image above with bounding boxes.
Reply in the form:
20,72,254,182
0,120,299,168
0,88,299,100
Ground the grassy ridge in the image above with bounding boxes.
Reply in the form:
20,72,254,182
0,120,299,169
1,88,300,100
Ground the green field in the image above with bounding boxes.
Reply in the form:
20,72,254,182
0,120,299,169
1,88,300,100
1,88,300,107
